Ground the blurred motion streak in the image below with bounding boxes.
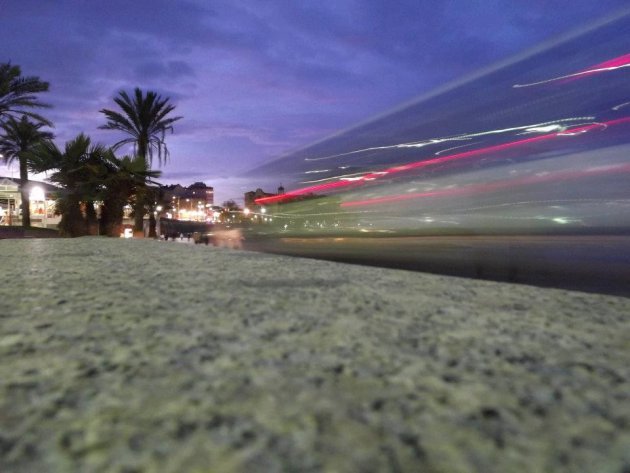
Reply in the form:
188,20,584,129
256,117,630,205
513,52,630,87
302,118,593,162
241,12,630,295
341,163,630,208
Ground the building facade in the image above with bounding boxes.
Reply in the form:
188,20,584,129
162,182,215,221
0,177,59,228
244,185,284,209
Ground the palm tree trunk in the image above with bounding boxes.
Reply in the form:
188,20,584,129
101,198,124,237
85,201,98,235
149,211,157,238
133,155,148,235
58,194,84,237
133,200,145,234
19,156,31,228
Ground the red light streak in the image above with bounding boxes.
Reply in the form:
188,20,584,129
255,117,630,205
515,53,630,87
557,53,630,85
341,163,630,208
585,53,630,73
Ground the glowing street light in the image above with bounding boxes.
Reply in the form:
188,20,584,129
29,186,45,202
29,186,46,228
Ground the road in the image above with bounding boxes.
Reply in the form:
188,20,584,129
244,234,630,297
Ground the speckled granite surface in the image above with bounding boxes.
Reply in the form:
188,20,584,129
1,238,629,473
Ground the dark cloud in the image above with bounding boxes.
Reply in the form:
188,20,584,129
2,0,214,47
134,61,195,80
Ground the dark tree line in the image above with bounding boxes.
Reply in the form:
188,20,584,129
0,62,181,236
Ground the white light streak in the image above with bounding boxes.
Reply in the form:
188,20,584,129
612,101,630,111
303,118,594,162
521,124,565,134
435,142,479,155
557,122,606,135
301,171,368,184
513,64,630,88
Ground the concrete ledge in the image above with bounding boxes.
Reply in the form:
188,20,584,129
1,238,629,472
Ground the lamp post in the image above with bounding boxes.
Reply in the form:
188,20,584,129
155,205,163,238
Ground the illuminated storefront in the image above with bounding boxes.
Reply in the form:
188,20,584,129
0,178,59,228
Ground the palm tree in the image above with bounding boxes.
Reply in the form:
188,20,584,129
30,134,161,237
0,63,51,125
0,115,53,227
29,134,107,236
99,88,182,233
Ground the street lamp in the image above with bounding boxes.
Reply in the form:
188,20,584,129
30,186,46,228
155,205,163,237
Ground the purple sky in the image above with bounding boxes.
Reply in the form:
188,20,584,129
1,0,628,203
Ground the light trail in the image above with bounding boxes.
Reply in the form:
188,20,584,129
256,117,630,205
301,171,367,184
513,52,630,88
434,142,481,155
302,118,594,162
340,163,630,208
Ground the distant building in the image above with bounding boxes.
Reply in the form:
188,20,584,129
244,185,285,208
162,184,185,201
161,181,214,221
185,182,214,205
244,188,273,208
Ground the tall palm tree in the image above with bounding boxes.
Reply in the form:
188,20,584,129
99,88,181,233
0,63,51,125
0,115,53,227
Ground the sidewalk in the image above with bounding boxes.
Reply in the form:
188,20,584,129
1,238,629,472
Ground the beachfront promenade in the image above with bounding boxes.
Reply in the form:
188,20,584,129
1,238,629,472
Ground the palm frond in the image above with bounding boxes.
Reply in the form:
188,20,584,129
99,87,182,167
0,63,51,124
0,115,54,167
